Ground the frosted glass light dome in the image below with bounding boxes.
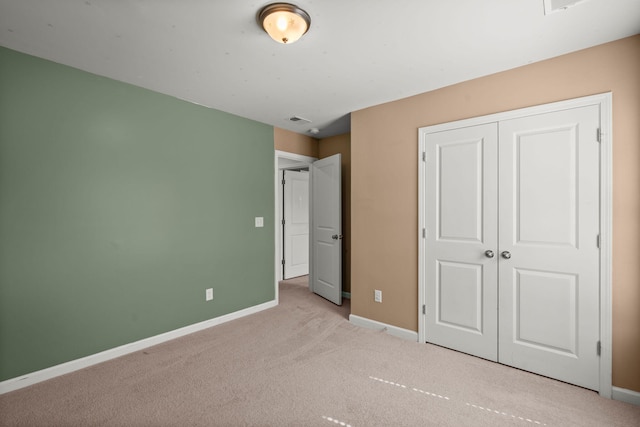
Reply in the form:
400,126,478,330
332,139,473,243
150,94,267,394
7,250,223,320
258,3,311,44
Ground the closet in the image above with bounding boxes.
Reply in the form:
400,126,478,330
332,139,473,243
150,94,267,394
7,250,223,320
418,95,610,391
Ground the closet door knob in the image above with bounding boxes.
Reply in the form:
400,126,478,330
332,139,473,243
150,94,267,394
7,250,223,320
484,250,495,258
501,251,512,259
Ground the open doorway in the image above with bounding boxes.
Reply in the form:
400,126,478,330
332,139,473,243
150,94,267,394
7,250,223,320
274,151,316,300
274,150,344,306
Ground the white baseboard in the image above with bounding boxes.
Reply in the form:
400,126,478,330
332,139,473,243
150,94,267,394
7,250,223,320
612,386,640,406
0,299,277,395
349,314,418,342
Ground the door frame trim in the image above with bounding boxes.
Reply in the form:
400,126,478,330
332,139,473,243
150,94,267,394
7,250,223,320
417,93,613,398
275,150,317,302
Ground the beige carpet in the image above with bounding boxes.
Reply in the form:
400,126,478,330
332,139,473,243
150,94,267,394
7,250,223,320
1,277,639,426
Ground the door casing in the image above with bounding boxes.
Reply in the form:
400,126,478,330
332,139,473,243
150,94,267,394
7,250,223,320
418,93,613,398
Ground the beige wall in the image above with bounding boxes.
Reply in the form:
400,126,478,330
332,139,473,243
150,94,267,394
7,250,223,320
319,133,351,293
351,35,640,392
274,127,318,158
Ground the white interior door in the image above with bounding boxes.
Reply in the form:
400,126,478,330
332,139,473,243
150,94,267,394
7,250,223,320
498,105,601,390
421,103,601,391
310,154,342,305
424,123,499,361
283,170,309,279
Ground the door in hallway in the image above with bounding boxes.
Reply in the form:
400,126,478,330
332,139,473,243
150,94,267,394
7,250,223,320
283,170,309,279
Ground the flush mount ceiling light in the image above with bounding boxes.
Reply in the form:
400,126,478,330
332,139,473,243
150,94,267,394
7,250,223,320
258,3,311,44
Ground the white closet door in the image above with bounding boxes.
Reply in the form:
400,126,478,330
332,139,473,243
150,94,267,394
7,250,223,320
424,123,499,361
498,105,601,390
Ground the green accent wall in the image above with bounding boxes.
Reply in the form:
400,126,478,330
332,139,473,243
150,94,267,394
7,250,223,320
0,47,275,381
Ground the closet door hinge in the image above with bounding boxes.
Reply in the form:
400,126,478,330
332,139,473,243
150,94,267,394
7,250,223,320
422,304,426,315
597,341,601,356
422,228,426,238
282,179,286,185
281,259,285,265
422,152,426,162
596,128,601,143
282,219,285,225
597,234,600,249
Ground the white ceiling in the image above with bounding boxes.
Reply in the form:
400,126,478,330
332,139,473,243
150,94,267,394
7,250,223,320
1,0,639,138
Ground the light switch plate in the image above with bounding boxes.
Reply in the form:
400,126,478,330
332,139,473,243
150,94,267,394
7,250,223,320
255,217,264,227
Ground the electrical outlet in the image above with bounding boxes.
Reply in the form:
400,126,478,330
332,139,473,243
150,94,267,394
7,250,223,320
374,289,382,303
206,288,214,301
255,217,264,227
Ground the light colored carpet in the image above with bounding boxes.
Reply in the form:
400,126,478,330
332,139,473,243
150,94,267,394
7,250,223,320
1,278,639,426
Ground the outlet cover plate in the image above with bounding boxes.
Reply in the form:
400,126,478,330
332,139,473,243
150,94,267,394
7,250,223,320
206,288,214,301
374,289,382,303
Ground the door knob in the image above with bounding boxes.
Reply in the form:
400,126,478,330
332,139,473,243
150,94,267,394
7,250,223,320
331,234,343,240
484,250,495,258
501,251,511,259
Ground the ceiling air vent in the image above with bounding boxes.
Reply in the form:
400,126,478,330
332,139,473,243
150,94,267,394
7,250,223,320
289,115,312,124
543,0,589,15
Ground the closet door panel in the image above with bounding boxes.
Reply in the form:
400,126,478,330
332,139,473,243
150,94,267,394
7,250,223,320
424,123,498,361
498,105,601,390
